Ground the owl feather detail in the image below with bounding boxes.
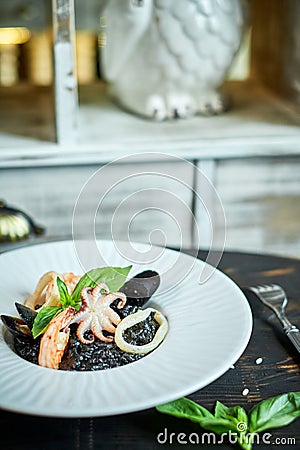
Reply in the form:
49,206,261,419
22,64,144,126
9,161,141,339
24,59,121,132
102,0,246,119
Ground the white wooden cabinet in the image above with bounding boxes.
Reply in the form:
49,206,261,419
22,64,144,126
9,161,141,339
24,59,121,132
1,1,300,258
1,80,300,257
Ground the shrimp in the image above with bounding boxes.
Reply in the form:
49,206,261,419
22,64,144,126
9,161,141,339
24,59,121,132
24,271,80,310
38,306,76,369
24,271,59,309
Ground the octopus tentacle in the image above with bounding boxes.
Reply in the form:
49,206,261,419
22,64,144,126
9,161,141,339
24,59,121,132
102,292,127,309
80,287,92,303
70,310,88,324
92,316,114,342
93,328,114,343
105,308,123,327
77,317,94,344
115,292,127,309
98,314,117,333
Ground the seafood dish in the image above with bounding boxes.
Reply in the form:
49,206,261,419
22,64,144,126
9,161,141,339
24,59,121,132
1,266,168,371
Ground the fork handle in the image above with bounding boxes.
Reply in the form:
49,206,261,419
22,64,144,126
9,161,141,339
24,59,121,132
285,326,300,353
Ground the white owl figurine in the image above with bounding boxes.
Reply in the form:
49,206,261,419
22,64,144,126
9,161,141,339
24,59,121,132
101,0,246,120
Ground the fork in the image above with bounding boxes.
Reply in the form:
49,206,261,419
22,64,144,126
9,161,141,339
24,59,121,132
248,284,300,353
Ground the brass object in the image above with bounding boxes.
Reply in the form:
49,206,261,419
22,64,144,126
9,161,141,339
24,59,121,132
0,44,19,86
0,27,31,86
0,200,45,242
25,31,53,86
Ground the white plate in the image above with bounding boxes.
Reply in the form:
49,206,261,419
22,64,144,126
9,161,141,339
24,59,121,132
0,240,252,417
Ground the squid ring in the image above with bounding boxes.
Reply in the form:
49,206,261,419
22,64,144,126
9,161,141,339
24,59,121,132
115,307,168,354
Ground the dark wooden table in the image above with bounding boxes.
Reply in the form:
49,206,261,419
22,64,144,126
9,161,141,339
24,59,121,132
1,248,300,450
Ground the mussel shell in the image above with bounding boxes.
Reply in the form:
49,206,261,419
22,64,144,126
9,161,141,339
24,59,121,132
1,315,32,338
120,270,160,307
15,302,37,328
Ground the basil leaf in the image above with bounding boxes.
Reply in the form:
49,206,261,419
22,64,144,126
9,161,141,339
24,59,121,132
156,398,251,450
156,398,247,433
215,401,248,428
215,400,231,418
32,306,62,339
56,277,71,309
156,398,251,449
198,418,252,450
249,392,300,433
231,406,249,428
71,266,132,304
70,294,82,311
156,397,214,423
195,417,240,434
214,403,250,450
56,276,81,311
157,394,300,450
156,398,240,431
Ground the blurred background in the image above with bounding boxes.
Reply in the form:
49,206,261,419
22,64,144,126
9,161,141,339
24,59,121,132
0,0,300,257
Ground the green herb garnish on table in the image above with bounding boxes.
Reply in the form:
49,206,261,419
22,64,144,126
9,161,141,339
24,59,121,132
32,265,132,338
156,392,300,450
